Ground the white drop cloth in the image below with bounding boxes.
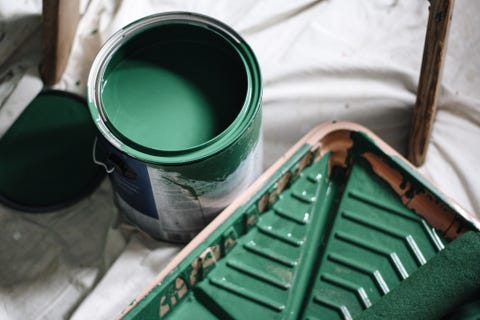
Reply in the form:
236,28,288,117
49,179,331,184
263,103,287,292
0,1,479,319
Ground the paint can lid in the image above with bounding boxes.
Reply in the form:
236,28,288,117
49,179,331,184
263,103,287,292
0,89,106,212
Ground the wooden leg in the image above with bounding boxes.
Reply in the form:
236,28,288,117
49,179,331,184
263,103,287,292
40,0,80,86
407,0,454,166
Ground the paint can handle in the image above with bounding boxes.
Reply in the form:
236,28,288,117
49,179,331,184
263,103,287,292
92,137,115,173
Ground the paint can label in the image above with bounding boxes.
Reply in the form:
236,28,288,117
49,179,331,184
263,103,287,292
111,138,263,243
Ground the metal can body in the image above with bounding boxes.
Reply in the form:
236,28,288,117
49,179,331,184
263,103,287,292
88,12,262,242
102,124,262,242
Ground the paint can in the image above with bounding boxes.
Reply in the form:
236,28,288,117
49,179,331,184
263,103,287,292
88,12,262,243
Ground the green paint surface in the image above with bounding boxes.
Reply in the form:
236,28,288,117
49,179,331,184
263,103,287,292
101,24,247,151
0,91,105,211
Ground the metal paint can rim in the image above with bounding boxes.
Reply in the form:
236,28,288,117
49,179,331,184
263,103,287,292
87,12,262,165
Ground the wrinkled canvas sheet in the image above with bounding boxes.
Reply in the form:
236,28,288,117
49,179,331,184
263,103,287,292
0,1,479,319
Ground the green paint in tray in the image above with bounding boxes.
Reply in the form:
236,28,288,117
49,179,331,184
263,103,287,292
119,122,479,320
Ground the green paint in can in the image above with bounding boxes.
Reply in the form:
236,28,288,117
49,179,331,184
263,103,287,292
88,12,262,242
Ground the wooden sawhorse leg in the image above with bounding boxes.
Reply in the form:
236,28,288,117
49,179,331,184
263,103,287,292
407,0,455,166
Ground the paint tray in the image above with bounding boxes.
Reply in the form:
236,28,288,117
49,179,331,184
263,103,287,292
119,122,479,320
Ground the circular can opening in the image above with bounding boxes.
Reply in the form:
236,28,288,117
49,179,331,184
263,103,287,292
102,22,247,151
89,13,261,164
89,12,261,164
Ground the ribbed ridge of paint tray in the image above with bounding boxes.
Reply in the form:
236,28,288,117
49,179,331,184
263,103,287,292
120,124,476,320
163,156,444,320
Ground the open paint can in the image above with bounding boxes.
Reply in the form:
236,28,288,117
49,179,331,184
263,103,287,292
88,12,262,242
